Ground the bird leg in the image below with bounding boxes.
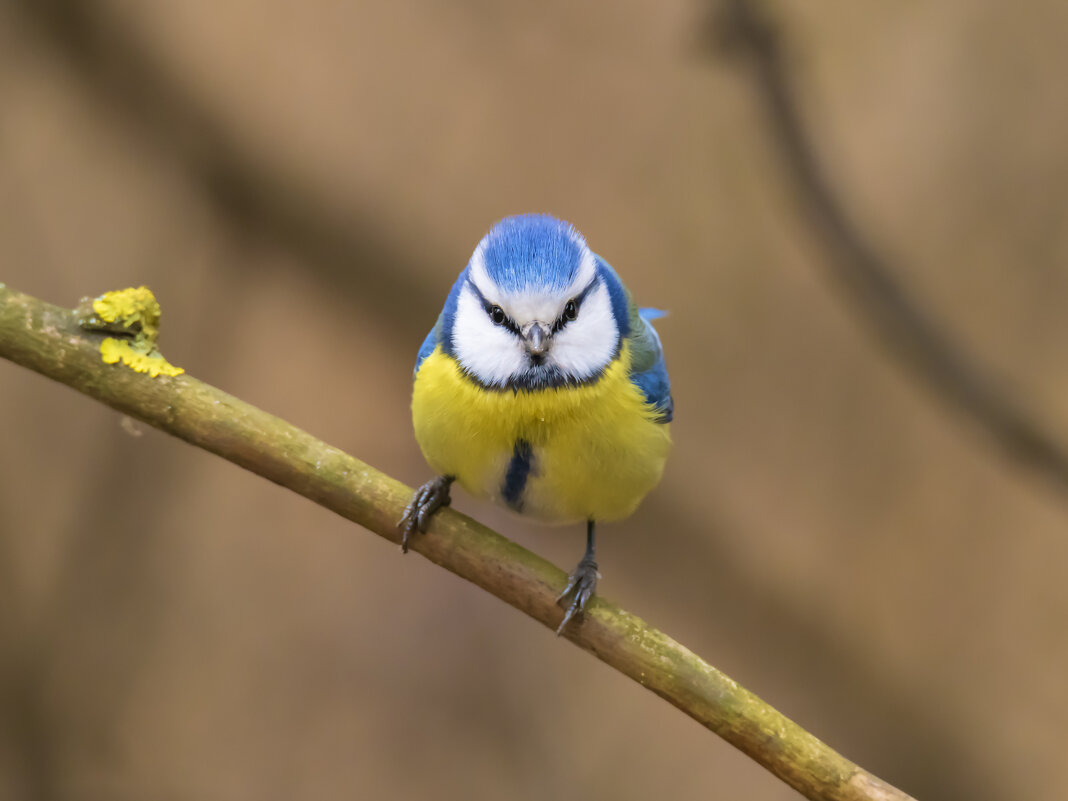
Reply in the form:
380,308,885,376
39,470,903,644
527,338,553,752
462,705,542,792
398,475,454,552
556,521,599,635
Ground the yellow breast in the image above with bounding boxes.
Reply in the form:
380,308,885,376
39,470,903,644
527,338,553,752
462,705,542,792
411,343,671,523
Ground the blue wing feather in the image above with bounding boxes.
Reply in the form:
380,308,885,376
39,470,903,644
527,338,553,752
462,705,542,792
595,256,673,423
629,317,674,423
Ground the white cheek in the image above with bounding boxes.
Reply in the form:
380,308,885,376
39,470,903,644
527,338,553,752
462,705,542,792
452,286,526,386
549,285,618,380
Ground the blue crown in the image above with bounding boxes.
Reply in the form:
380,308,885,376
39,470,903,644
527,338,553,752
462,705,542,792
479,214,586,293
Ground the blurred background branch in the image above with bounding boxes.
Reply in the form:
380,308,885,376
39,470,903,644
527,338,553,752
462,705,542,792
710,0,1068,498
0,282,914,801
16,0,439,329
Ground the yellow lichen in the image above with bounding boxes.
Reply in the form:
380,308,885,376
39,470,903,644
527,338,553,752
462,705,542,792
92,286,161,339
79,286,184,377
100,338,184,377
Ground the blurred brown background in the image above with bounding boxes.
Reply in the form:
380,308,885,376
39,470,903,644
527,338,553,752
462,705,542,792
2,1,1067,799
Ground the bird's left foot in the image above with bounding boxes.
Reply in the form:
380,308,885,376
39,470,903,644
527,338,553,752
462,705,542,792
555,554,599,635
398,475,453,553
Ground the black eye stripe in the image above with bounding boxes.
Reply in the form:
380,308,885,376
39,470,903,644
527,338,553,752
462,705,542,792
467,279,521,334
466,274,598,335
551,277,598,333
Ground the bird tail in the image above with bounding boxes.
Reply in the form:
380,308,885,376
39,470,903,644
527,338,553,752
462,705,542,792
638,307,668,321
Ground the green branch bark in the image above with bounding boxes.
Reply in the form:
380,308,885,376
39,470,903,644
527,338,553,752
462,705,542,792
0,282,915,801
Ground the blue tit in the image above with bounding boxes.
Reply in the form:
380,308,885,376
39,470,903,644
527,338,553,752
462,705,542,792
400,214,673,633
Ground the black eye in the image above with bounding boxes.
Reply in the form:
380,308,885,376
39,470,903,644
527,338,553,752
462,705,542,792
489,305,506,325
563,300,578,321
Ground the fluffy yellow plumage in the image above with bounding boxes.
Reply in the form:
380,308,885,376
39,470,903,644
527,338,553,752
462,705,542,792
400,214,673,632
412,341,671,524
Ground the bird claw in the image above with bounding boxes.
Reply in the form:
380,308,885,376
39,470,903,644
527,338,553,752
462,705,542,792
398,475,453,552
555,555,599,635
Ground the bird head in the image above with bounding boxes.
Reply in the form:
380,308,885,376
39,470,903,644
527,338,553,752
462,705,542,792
446,214,626,390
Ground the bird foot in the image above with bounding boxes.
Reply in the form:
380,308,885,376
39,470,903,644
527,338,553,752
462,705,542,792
398,475,453,552
555,555,599,635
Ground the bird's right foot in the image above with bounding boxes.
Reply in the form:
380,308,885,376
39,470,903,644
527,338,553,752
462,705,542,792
398,475,454,552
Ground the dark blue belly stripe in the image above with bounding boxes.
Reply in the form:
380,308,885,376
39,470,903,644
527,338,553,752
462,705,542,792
501,439,534,512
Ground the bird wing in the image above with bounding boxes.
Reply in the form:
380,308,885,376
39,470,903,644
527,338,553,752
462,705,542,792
594,255,674,423
627,304,674,423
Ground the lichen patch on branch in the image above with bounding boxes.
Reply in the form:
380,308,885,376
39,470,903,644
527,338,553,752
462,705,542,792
78,286,184,377
97,337,182,377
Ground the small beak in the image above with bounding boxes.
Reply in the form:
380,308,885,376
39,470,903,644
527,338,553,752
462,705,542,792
523,322,551,357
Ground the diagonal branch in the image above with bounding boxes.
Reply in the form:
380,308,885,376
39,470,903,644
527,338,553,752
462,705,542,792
0,281,914,801
712,0,1068,498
